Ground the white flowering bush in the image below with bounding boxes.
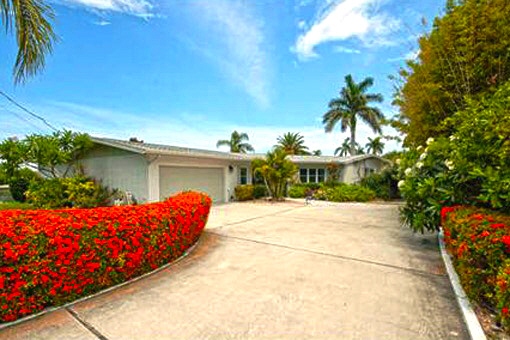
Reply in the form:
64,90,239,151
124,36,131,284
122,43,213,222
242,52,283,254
398,82,510,233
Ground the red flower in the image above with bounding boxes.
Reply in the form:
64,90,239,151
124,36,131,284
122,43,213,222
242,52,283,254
502,307,509,316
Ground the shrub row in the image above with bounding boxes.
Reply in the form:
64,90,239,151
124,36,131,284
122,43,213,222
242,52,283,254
234,184,267,201
289,183,376,202
441,206,510,329
0,191,212,323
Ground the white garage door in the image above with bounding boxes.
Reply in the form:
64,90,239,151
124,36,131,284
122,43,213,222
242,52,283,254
159,166,224,203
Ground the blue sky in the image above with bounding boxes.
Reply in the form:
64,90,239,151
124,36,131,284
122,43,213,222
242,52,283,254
0,0,444,155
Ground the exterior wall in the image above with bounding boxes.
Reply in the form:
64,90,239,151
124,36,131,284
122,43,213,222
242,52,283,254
296,163,328,183
147,154,251,203
80,145,149,202
341,158,388,183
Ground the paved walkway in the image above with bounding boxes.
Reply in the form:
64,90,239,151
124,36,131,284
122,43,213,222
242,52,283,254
1,201,468,339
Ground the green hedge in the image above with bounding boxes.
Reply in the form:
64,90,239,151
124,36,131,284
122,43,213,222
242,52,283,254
288,183,376,202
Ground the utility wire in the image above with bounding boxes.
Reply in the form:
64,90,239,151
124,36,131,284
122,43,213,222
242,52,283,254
0,104,45,133
0,90,58,131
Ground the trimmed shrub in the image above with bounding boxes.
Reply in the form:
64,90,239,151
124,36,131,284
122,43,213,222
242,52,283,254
253,184,267,199
288,185,307,198
0,191,211,322
235,185,254,201
8,169,39,202
361,167,400,200
26,176,117,209
313,183,376,202
442,206,510,330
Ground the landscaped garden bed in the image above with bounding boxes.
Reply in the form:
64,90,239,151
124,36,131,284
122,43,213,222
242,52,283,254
441,206,510,336
0,191,211,323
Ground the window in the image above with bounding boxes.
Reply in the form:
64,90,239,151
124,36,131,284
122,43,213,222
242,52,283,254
300,169,308,183
300,168,326,183
318,169,325,182
240,167,248,185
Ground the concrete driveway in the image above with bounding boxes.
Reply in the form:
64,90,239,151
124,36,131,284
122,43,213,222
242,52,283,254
1,200,468,339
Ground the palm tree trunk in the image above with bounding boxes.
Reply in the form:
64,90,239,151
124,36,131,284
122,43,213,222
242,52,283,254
350,119,356,156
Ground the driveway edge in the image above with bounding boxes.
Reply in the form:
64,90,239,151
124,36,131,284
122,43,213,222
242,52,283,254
0,237,202,332
438,228,487,340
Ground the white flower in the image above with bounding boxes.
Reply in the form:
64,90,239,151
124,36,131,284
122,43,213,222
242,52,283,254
398,180,405,189
419,152,427,161
445,160,454,170
395,158,401,165
416,145,424,152
405,168,412,176
416,161,424,169
426,137,435,145
449,135,457,141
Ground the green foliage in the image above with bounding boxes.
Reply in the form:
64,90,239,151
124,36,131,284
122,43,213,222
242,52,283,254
288,185,306,198
251,149,298,201
361,166,400,200
235,185,254,201
365,136,385,155
323,74,384,156
393,0,510,146
252,184,268,199
275,132,310,155
314,183,376,202
326,163,342,183
0,130,93,179
0,201,34,210
398,84,510,232
1,0,56,83
216,131,254,153
8,168,39,202
26,175,117,208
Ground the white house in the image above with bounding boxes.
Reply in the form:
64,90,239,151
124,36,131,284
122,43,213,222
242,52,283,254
79,137,391,204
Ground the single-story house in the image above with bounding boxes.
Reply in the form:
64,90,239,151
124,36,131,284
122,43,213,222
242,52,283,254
79,137,391,204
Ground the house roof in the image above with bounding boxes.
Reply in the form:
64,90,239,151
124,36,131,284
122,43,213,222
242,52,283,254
91,137,392,165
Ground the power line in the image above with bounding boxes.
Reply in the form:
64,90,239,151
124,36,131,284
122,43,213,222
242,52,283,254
0,104,46,133
0,90,58,131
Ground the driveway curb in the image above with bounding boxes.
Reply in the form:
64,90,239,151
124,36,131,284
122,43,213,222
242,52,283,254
0,238,202,331
438,229,487,340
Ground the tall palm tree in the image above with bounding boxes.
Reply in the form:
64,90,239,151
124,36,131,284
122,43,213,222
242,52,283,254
1,0,56,83
312,149,322,156
216,131,254,153
334,138,352,157
365,136,385,155
323,74,384,155
275,132,310,155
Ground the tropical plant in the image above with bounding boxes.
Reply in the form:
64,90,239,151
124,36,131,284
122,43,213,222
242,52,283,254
0,130,93,178
275,132,310,155
312,150,322,156
251,148,297,201
323,74,384,155
392,0,510,146
365,136,385,155
1,0,56,83
334,138,351,157
216,131,254,153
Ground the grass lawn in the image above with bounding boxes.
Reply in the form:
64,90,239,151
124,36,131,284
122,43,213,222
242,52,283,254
0,201,34,210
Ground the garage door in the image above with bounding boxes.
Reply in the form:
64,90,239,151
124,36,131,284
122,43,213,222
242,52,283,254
159,166,224,203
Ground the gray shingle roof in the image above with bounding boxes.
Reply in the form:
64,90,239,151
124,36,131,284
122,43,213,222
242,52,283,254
91,137,391,165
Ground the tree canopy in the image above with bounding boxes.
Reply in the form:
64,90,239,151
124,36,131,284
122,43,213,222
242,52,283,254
216,131,254,153
1,0,56,83
275,132,310,155
392,0,510,146
323,74,384,155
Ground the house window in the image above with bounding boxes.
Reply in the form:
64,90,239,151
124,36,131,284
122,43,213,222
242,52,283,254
240,167,248,185
300,169,307,183
300,168,326,183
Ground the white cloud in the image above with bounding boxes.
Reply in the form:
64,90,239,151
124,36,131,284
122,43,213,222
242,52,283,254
293,0,400,59
387,49,419,62
334,46,361,54
93,20,111,26
1,101,401,156
186,1,271,108
56,0,153,18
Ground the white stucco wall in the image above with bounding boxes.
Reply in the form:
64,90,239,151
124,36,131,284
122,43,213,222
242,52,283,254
341,158,388,183
80,145,149,202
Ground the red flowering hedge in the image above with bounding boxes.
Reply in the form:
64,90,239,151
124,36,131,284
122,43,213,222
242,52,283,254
441,206,510,329
0,192,212,323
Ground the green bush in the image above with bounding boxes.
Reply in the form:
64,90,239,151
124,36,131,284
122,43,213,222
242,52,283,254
8,168,40,202
235,185,254,201
26,175,117,208
361,167,400,200
314,183,375,202
253,184,267,199
288,186,307,198
0,201,34,210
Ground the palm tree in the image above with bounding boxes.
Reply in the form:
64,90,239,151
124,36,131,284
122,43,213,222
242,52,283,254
312,150,322,156
1,0,56,83
323,74,384,155
334,138,352,157
365,136,385,155
275,132,310,155
216,131,254,153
